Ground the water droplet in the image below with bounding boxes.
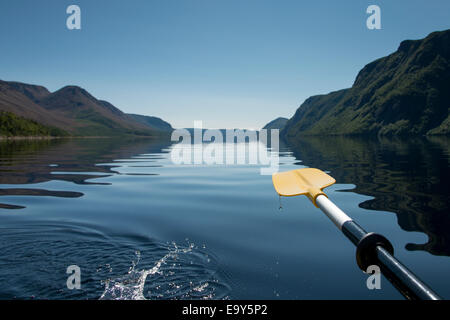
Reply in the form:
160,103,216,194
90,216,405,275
278,196,283,211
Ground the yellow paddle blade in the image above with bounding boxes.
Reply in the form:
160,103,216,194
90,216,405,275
272,168,336,206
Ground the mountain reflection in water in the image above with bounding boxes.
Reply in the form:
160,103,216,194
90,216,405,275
287,136,450,256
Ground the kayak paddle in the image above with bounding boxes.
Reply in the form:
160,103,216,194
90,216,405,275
272,168,440,300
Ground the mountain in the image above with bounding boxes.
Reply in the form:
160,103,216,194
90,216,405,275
3,81,50,103
0,111,68,137
127,114,173,132
283,29,450,139
38,85,157,136
0,81,172,137
0,80,74,130
262,117,288,130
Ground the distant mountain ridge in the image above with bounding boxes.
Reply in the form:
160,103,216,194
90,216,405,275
282,29,450,139
0,80,173,137
262,117,288,130
127,114,173,132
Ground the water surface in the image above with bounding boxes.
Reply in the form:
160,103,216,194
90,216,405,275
0,136,449,299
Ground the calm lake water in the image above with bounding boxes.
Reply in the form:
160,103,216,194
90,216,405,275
0,136,449,299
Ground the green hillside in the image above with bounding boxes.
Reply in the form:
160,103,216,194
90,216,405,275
0,111,68,137
283,30,450,139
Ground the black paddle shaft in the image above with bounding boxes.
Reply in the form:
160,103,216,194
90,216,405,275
341,220,441,300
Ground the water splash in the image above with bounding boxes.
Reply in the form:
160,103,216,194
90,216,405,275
99,242,229,300
99,249,175,300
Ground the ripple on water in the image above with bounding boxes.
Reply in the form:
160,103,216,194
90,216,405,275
0,226,230,300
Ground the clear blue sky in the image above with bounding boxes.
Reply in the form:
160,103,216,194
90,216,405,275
1,0,449,129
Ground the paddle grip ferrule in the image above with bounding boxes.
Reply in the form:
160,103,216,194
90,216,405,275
341,220,439,299
356,232,394,271
342,221,394,271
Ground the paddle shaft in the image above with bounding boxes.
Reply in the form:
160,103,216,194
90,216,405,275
315,195,441,300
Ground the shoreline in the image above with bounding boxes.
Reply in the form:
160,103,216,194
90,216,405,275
0,135,170,141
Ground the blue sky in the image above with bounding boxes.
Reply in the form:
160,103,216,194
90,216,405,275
1,0,449,129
